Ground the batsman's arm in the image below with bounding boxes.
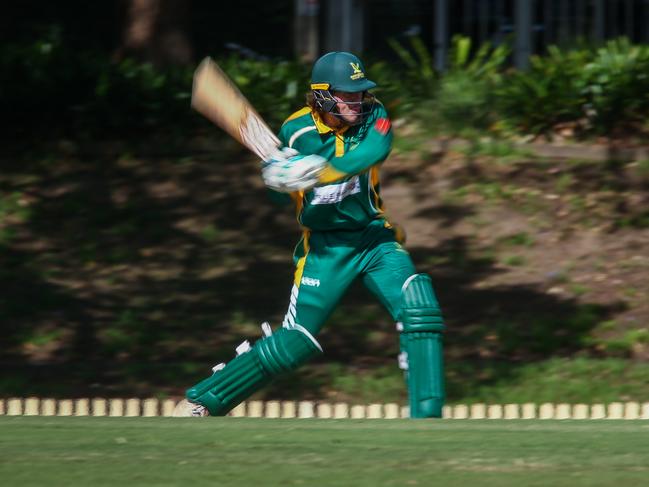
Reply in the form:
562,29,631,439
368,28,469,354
318,110,393,184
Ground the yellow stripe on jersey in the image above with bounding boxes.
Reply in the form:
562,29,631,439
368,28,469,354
312,110,334,134
290,190,306,225
318,164,348,184
293,231,311,287
335,131,345,157
283,106,312,125
294,256,306,287
369,166,383,212
370,165,380,186
302,230,310,254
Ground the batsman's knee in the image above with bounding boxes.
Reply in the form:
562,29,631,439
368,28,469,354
397,273,445,418
186,323,322,416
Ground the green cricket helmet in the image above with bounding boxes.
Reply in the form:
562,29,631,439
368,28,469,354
310,51,376,125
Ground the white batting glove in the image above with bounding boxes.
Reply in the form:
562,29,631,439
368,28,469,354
268,147,299,160
262,151,327,193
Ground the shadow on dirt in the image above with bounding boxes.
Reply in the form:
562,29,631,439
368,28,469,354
0,150,624,398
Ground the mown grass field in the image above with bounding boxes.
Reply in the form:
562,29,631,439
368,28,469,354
1,417,648,486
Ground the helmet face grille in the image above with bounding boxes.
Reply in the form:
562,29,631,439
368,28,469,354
312,90,376,126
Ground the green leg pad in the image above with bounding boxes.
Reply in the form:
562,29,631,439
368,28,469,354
402,331,444,418
399,274,445,418
186,326,322,416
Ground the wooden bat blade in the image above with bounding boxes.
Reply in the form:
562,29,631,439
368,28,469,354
191,57,280,161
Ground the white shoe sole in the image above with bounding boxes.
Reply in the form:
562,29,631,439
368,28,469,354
172,399,210,417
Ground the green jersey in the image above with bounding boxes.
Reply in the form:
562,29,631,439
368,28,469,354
275,102,393,232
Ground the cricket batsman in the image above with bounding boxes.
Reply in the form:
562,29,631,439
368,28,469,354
176,51,445,418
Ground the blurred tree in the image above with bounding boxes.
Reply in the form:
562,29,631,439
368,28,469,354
117,0,193,66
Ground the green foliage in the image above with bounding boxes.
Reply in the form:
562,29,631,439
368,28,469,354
489,39,649,139
3,29,648,143
372,36,438,118
217,55,310,128
327,364,404,404
448,34,511,79
588,327,649,357
386,36,436,98
495,45,590,136
497,232,535,247
200,224,221,243
438,36,509,136
436,71,490,135
0,27,88,136
502,255,526,266
458,138,534,160
452,357,649,404
388,35,510,136
1,29,310,140
89,59,194,134
581,38,649,134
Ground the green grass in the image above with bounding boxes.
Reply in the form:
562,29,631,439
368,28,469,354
273,357,649,405
1,417,648,487
448,358,649,404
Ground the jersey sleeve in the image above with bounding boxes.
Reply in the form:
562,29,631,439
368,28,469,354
318,103,393,184
277,122,290,149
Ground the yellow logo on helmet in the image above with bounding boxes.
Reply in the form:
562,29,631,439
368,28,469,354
349,62,365,80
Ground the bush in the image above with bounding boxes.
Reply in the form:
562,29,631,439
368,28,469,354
482,39,649,140
494,45,591,137
87,59,194,136
436,36,509,136
366,36,438,118
581,38,649,135
382,35,509,135
0,29,310,142
0,27,98,138
217,56,310,128
2,29,648,145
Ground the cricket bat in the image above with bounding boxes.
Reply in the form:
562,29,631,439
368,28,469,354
191,57,281,161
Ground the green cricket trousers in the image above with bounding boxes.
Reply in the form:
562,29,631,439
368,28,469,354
284,219,416,336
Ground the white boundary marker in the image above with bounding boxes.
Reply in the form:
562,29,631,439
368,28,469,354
266,400,281,418
143,398,158,417
642,403,649,420
573,404,588,419
334,402,348,419
385,403,400,419
504,404,519,419
90,398,105,416
281,401,296,418
7,398,22,415
1,398,648,419
162,399,176,417
59,400,73,416
78,398,91,416
316,403,332,419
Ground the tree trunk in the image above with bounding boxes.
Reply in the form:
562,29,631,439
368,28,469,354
118,0,193,66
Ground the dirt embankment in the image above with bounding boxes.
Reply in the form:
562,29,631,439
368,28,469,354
1,142,648,397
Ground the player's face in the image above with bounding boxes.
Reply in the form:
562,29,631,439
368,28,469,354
332,91,363,124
